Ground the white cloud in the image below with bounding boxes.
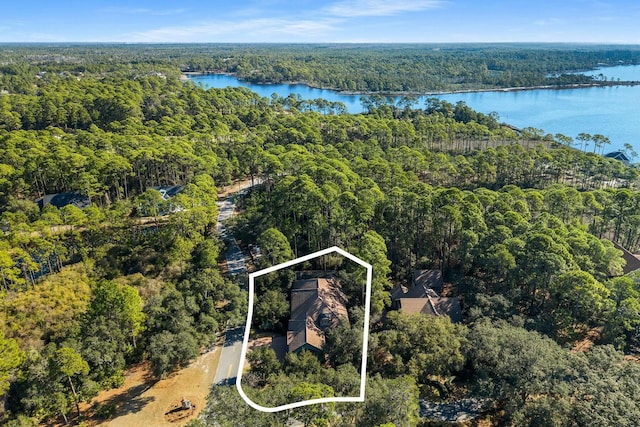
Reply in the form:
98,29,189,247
324,0,445,17
123,18,339,43
152,8,189,16
99,7,188,16
533,18,563,26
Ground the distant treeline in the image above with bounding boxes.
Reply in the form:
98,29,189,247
2,43,640,93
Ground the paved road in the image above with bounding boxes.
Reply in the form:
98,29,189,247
216,198,247,276
213,179,261,384
216,180,261,276
213,327,245,385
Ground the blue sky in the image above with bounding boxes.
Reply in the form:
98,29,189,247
1,0,639,43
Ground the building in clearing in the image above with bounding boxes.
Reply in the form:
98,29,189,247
287,275,349,354
390,269,462,323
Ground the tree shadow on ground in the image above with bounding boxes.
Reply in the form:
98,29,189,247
89,369,159,421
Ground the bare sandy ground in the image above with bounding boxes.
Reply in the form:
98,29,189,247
216,177,255,199
74,348,221,427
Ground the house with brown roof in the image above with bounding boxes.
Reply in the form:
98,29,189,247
396,295,463,323
287,276,349,354
413,269,444,293
390,269,462,323
611,241,640,275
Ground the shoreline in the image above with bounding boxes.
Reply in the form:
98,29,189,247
181,70,640,96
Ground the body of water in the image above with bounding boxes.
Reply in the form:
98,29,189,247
580,64,640,81
189,65,640,153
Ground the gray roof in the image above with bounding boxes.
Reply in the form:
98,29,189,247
148,185,185,200
391,270,444,302
413,270,443,292
605,151,631,164
36,192,91,210
392,270,462,323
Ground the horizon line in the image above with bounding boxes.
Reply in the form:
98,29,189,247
1,41,640,46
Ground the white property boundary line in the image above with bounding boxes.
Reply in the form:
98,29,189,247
236,246,373,412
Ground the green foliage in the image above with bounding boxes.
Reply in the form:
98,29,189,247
147,330,199,378
602,276,640,350
12,345,94,421
324,310,364,367
1,266,91,346
192,239,221,270
0,329,23,395
566,345,640,426
353,231,392,313
247,346,281,382
374,312,466,383
81,280,145,383
189,45,638,93
358,375,420,427
284,350,323,378
492,342,640,426
257,227,294,267
289,382,336,427
53,347,89,378
467,321,570,414
548,270,613,337
2,45,640,426
188,385,285,427
90,280,145,340
254,289,288,331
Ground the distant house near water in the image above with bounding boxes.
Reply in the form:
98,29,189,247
391,269,462,323
604,151,631,166
35,192,91,210
287,274,349,354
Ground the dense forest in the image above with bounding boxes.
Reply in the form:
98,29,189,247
2,45,640,426
187,43,640,92
3,43,640,94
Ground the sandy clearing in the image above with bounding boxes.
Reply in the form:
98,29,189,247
75,348,221,427
216,177,255,199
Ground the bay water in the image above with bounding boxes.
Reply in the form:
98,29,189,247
189,65,640,153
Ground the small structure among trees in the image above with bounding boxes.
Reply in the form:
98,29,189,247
611,241,640,275
287,274,349,354
35,192,91,210
604,151,631,166
390,269,462,323
412,269,444,294
148,185,184,201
